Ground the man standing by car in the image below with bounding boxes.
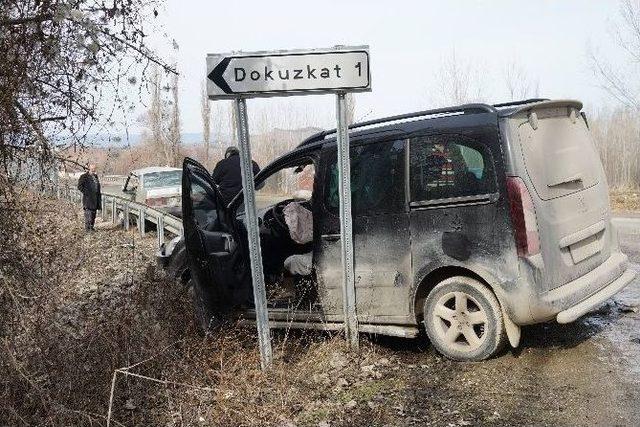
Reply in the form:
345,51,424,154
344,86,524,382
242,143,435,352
77,163,102,231
211,146,261,205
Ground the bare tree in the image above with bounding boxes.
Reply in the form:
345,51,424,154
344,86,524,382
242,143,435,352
0,0,175,186
587,0,640,190
591,108,640,189
167,72,181,166
503,60,540,101
589,0,640,109
432,49,485,106
0,3,175,424
143,66,181,167
147,66,167,164
201,83,211,167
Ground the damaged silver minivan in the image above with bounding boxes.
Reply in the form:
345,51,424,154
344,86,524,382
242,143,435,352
165,99,636,361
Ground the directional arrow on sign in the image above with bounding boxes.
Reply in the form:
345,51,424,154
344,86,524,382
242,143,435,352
207,57,233,94
206,47,371,100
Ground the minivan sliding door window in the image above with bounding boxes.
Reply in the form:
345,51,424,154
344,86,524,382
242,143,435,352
325,139,406,216
409,135,497,208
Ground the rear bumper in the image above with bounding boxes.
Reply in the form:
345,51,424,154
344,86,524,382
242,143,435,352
528,251,636,323
556,268,636,323
530,252,635,323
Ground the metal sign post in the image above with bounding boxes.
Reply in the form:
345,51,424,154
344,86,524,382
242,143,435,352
335,92,359,350
206,46,370,362
234,97,273,369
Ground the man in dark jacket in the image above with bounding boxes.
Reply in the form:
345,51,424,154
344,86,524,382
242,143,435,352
211,146,261,205
77,163,102,231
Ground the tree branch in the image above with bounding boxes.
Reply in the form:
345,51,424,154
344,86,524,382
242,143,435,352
0,14,53,26
14,100,50,149
96,28,178,76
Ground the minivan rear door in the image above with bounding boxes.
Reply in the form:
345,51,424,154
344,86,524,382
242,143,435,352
182,157,239,311
516,105,612,290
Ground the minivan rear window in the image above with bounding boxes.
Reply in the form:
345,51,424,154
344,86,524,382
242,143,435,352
517,108,600,201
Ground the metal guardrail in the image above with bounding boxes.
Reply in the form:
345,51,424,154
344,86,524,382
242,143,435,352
63,187,183,247
100,175,129,186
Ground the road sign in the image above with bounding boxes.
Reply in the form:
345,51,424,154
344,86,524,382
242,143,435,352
205,45,368,368
207,46,370,99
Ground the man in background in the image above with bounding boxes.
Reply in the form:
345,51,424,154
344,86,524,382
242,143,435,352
77,163,102,231
212,146,261,205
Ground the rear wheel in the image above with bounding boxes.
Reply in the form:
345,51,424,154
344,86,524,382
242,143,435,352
423,276,506,361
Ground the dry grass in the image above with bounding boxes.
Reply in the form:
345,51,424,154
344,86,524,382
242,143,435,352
610,189,640,213
0,195,409,426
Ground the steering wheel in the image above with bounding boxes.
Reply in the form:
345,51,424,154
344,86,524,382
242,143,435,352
268,199,296,233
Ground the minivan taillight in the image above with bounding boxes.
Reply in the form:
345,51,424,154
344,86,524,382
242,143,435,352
506,177,540,257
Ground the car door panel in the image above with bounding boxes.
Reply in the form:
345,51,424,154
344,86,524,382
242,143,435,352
182,158,239,312
314,138,412,323
407,130,512,300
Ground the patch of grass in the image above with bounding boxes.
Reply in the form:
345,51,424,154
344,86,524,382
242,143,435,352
338,377,406,404
1,196,412,427
610,189,640,213
296,406,331,425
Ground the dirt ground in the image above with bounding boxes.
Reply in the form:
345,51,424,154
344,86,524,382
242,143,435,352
2,199,639,426
376,216,640,427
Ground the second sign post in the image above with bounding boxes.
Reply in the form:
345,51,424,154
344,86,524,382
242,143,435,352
207,46,371,368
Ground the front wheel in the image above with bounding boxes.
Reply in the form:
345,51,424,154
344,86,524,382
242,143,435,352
423,276,507,361
189,278,222,334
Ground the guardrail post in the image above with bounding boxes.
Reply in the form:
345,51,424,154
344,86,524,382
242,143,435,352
102,196,107,221
111,199,117,224
157,215,165,248
138,207,146,236
123,203,130,231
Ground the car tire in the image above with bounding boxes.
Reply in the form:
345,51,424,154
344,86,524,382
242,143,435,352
166,239,189,284
189,278,221,334
423,276,507,361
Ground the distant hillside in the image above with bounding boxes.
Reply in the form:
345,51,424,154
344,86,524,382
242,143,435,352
85,127,321,148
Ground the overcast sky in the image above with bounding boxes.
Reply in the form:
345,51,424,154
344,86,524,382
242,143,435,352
154,0,626,134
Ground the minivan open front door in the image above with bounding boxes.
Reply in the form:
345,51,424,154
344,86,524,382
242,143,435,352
182,157,239,315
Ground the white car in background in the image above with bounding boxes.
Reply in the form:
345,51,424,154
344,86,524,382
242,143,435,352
122,166,182,216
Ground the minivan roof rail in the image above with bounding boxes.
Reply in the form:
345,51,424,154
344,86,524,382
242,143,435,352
492,98,550,108
299,103,497,146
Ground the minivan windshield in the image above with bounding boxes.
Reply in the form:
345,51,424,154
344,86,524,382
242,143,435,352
518,108,600,200
236,163,315,214
144,171,182,189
